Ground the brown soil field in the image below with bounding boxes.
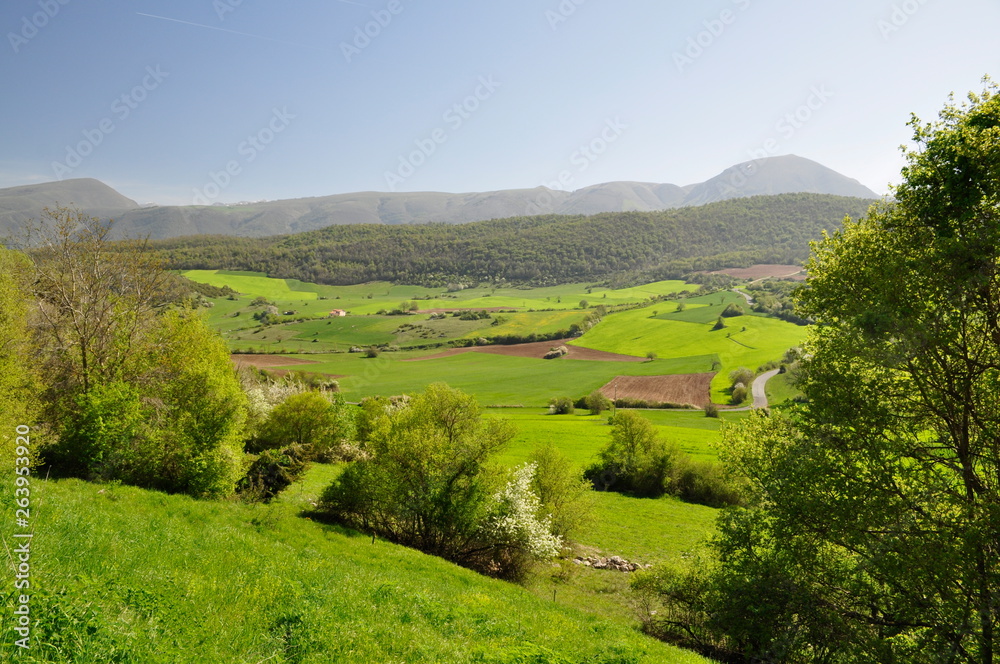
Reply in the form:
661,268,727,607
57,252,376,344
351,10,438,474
598,373,714,407
404,339,647,362
708,264,806,281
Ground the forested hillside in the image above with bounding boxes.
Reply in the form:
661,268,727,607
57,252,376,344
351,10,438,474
154,193,875,286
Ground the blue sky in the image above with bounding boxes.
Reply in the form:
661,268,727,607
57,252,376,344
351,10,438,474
1,0,997,205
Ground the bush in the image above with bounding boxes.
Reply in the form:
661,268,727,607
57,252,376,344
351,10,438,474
584,390,612,415
548,396,575,414
251,391,354,458
731,384,748,405
237,445,311,503
721,303,744,317
528,443,593,540
712,316,726,330
729,367,754,388
321,384,559,579
704,403,720,418
364,346,380,358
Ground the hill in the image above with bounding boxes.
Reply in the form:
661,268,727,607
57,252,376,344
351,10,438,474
0,178,138,241
2,156,879,240
682,154,878,206
156,193,875,286
0,474,709,663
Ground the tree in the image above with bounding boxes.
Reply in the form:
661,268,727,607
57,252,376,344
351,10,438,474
527,443,592,540
584,389,612,415
588,410,676,497
26,207,170,403
253,390,353,457
672,81,1000,662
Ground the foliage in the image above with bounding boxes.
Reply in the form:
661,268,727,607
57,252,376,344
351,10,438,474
322,383,561,579
711,316,725,331
154,194,873,287
252,390,354,458
584,389,612,415
236,445,311,503
548,396,575,414
587,411,743,507
720,303,744,317
527,443,593,540
0,248,38,464
655,81,1000,662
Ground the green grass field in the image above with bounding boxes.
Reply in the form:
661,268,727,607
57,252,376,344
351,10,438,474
574,296,807,402
1,476,710,663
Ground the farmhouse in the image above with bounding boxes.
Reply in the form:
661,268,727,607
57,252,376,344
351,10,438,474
328,309,347,317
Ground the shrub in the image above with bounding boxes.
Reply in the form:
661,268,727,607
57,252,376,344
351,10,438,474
321,384,558,579
237,445,311,503
528,443,593,540
364,346,380,358
548,396,575,414
712,316,726,330
251,391,354,457
584,390,612,415
729,367,754,388
731,384,748,405
721,303,744,317
704,403,720,418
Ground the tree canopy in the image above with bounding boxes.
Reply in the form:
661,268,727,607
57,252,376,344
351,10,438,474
644,80,1000,663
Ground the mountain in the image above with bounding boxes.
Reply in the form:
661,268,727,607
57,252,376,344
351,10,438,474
682,155,877,206
0,156,879,241
0,178,138,241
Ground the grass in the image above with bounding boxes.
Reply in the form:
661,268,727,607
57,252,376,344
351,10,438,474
285,351,715,407
574,297,807,402
1,475,711,663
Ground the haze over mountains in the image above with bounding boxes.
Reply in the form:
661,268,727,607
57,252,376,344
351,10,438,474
0,155,878,241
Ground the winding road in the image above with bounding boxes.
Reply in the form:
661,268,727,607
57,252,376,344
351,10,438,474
750,368,780,409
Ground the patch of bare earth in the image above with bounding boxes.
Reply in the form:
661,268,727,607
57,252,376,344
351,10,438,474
599,374,714,407
404,339,647,362
708,264,806,281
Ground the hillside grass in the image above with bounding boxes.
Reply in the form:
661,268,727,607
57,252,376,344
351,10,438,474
288,351,716,406
574,295,807,402
1,475,710,663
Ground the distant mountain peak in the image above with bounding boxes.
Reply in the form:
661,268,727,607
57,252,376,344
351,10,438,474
0,156,878,240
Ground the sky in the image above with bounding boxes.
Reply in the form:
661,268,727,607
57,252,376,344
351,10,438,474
1,0,997,206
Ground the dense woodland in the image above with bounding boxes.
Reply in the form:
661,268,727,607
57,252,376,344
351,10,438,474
152,193,874,286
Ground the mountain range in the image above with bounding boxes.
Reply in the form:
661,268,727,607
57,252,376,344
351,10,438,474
0,155,878,241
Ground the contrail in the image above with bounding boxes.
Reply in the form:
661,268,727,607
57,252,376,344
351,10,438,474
136,12,324,49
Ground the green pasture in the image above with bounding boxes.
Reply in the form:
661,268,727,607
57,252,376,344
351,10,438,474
3,476,709,663
268,350,717,406
575,299,807,402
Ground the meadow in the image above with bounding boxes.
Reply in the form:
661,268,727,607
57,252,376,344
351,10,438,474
0,475,710,663
185,270,807,407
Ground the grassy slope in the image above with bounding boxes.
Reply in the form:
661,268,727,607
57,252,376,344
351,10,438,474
1,476,710,664
574,293,806,402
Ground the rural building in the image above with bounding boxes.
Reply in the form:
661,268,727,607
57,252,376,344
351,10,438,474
328,309,347,317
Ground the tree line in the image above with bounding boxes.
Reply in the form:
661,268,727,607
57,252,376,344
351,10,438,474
150,194,874,287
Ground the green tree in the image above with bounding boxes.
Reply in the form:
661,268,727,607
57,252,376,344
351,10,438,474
584,389,612,415
674,81,1000,662
589,410,676,497
527,442,593,540
254,391,353,456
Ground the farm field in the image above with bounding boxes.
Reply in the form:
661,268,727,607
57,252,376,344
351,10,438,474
188,270,807,406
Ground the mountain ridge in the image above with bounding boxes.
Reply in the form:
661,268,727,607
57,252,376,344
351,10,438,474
0,155,879,241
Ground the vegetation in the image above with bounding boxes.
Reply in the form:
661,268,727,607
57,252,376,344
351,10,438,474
154,194,872,286
640,81,1000,662
321,384,558,580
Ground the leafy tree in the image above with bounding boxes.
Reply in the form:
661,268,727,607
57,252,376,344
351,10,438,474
584,389,612,415
720,302,744,317
253,390,353,457
669,81,1000,662
527,443,593,540
712,316,726,330
588,410,676,497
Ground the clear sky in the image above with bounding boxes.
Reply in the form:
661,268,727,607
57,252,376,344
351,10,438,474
1,0,997,205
